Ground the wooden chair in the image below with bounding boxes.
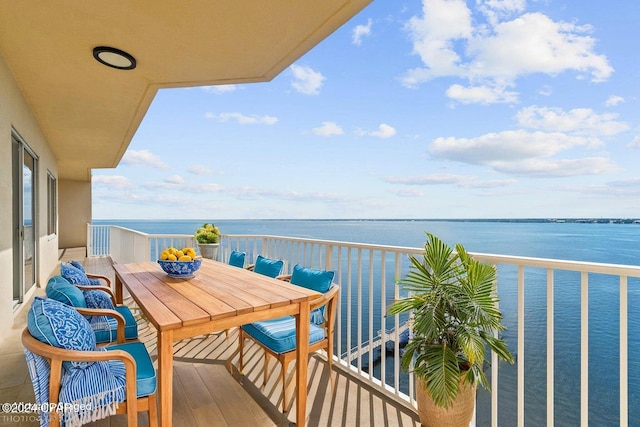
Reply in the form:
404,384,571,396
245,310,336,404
22,309,157,427
239,282,339,411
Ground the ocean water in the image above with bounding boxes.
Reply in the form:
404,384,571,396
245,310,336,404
93,219,640,426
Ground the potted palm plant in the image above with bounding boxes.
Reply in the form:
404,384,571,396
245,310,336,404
194,223,220,259
388,233,514,427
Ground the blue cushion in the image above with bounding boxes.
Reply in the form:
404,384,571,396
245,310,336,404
228,251,246,268
27,297,96,370
290,265,334,324
46,276,87,308
106,342,157,397
93,306,138,343
241,316,325,354
253,255,283,278
60,263,91,286
290,265,334,293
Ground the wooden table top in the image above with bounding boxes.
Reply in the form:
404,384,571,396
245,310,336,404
114,259,319,332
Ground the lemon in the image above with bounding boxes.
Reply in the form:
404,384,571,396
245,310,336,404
160,251,169,260
167,254,177,261
178,255,192,262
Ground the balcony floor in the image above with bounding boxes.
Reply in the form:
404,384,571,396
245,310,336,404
1,252,419,427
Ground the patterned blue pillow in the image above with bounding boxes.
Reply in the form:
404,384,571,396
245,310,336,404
60,263,91,286
69,261,101,285
83,290,115,310
253,255,284,278
69,260,86,273
27,297,97,370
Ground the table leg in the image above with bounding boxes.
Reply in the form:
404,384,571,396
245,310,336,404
115,274,123,304
295,300,310,427
157,329,174,427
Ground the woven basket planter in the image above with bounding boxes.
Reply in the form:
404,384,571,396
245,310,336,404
416,376,475,427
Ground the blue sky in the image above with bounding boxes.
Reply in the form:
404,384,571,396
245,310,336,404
92,0,640,220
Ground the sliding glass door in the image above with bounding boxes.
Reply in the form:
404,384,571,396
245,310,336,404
12,133,37,305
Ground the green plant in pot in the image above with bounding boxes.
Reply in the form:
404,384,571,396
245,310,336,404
388,233,514,426
194,223,220,259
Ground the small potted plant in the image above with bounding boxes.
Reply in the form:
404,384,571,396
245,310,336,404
388,233,514,427
194,223,220,259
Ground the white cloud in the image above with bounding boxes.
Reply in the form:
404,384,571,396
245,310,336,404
230,186,348,203
538,85,553,96
430,130,588,163
189,183,224,193
517,106,629,136
446,83,518,104
187,164,213,175
205,112,278,125
478,0,526,25
370,124,397,139
354,124,397,138
201,85,237,94
402,2,613,104
384,173,516,188
627,136,640,149
402,0,472,87
605,95,624,107
121,149,169,169
164,175,185,185
429,130,619,177
390,188,425,197
385,174,473,185
470,14,613,82
92,175,134,190
290,65,325,95
491,157,619,177
352,18,373,45
312,121,344,137
142,180,223,193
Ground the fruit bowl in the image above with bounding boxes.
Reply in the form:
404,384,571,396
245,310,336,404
157,258,202,278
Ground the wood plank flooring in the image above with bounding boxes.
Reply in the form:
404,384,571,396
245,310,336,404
0,252,419,427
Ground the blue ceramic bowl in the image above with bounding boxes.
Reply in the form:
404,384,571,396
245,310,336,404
157,258,202,278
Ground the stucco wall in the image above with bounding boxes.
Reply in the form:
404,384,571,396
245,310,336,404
59,179,91,249
0,52,60,343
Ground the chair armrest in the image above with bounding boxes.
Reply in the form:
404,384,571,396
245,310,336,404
86,273,112,287
22,328,134,364
310,284,339,311
74,285,117,304
21,328,139,416
275,274,291,282
76,307,126,343
245,264,254,271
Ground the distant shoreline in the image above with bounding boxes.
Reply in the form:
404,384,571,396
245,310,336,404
93,218,640,224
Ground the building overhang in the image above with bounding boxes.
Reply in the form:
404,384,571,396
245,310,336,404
0,1,371,180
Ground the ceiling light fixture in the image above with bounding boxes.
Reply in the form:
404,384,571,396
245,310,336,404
92,46,136,70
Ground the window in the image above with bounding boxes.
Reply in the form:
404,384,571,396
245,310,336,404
47,171,57,235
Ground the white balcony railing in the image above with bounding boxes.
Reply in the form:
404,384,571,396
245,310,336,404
87,224,640,427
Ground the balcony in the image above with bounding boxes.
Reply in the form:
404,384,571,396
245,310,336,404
7,224,640,426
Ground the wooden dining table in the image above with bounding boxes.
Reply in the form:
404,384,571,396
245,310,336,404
113,259,320,427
